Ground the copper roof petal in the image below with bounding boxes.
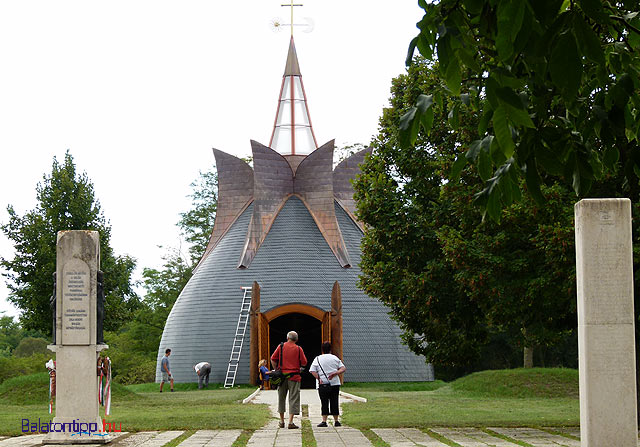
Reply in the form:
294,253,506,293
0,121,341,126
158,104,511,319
333,147,372,231
295,140,350,267
238,141,294,268
195,149,254,272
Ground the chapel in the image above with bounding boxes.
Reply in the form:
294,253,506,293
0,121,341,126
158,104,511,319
156,36,433,387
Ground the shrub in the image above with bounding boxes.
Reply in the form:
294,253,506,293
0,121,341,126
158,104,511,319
103,350,155,385
14,337,50,357
0,353,52,384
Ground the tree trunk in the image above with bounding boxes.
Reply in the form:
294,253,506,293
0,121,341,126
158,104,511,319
523,346,534,368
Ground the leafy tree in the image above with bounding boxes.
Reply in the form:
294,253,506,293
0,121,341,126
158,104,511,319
335,143,367,166
0,316,47,357
400,0,640,220
178,169,218,264
143,166,217,322
13,337,49,357
137,247,192,347
0,316,21,358
354,59,579,371
104,167,218,372
0,152,139,334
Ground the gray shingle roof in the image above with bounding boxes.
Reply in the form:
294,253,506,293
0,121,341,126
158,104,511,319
157,197,433,383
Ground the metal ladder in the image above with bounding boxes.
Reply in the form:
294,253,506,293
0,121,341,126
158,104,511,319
224,286,252,388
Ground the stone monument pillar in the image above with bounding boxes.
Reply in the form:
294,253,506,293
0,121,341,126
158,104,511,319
575,199,637,446
44,230,110,444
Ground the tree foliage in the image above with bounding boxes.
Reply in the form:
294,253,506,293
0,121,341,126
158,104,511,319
104,166,218,383
13,337,49,358
142,166,217,323
354,59,579,370
0,152,139,334
401,0,640,220
178,169,218,265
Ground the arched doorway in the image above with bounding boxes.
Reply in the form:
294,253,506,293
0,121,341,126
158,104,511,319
249,284,342,387
259,303,331,389
269,313,321,388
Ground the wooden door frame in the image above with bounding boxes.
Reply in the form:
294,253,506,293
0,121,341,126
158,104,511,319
259,303,329,370
250,287,345,385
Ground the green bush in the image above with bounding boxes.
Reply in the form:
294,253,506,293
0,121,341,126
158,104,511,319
14,337,50,357
0,353,52,384
105,352,156,385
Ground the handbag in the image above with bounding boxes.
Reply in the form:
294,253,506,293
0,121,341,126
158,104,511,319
315,356,332,389
269,343,285,388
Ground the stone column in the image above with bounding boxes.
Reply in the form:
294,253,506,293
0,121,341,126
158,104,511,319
575,199,637,446
44,231,110,444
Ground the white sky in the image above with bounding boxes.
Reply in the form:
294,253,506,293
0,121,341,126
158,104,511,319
0,1,423,319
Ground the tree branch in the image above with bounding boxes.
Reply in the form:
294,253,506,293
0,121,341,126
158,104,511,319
610,15,640,36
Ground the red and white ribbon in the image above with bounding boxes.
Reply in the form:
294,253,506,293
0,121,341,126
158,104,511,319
48,375,52,414
104,357,112,416
45,359,55,414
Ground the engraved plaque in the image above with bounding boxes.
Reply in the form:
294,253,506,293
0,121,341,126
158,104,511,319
61,258,91,345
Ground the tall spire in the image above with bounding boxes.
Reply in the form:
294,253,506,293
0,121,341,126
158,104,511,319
269,36,318,156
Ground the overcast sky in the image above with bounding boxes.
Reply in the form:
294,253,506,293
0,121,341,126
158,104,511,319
0,1,423,318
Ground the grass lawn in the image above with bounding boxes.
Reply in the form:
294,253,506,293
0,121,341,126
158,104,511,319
0,373,269,436
341,368,580,428
0,368,580,436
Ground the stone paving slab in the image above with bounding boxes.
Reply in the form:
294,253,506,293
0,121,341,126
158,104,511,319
41,431,129,446
132,431,184,447
177,430,241,447
42,444,105,447
111,431,159,447
488,428,580,447
247,419,302,447
313,424,372,447
431,428,519,446
542,427,640,446
544,428,580,439
274,424,302,447
246,420,279,446
373,428,448,446
0,435,45,447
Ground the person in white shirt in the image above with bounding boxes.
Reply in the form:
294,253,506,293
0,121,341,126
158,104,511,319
309,341,346,427
194,361,211,389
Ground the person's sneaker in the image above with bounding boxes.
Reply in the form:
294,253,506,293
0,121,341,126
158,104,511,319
288,423,299,429
317,422,328,427
170,389,174,392
278,421,285,428
334,421,342,427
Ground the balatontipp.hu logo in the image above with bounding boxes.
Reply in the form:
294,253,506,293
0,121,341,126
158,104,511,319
22,418,122,436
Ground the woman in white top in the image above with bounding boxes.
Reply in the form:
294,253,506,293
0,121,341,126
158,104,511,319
309,341,346,427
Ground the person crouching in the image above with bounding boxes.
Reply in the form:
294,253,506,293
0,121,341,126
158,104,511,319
194,361,211,389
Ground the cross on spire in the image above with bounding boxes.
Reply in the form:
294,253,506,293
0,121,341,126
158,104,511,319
281,1,303,36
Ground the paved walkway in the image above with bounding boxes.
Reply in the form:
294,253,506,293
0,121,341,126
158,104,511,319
249,389,370,446
0,388,616,447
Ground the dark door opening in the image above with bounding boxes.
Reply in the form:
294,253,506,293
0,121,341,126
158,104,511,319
269,312,322,389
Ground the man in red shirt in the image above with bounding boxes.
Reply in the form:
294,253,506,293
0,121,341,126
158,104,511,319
271,330,307,429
